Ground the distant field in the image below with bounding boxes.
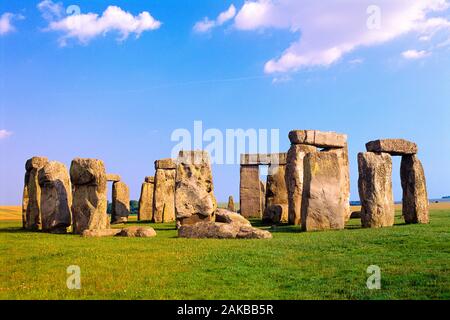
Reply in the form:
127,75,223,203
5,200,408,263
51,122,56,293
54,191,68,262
0,205,449,300
0,206,21,221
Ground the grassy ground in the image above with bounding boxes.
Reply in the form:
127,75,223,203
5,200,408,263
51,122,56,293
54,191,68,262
0,205,449,300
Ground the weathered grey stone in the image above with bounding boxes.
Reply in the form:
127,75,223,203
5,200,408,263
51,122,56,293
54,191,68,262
260,180,266,214
138,178,154,221
82,229,121,238
111,181,130,224
38,161,72,233
289,130,347,148
155,158,176,170
401,155,429,224
23,157,49,230
286,144,317,225
106,174,121,182
240,153,287,165
322,145,351,222
178,222,272,239
240,165,262,218
263,164,289,223
175,151,217,227
301,152,347,231
118,227,157,238
227,196,235,212
153,159,176,223
215,208,251,226
70,158,109,234
366,139,418,156
358,152,395,228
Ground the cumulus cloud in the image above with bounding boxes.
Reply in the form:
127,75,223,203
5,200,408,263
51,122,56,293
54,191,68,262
38,1,162,45
0,130,13,139
229,0,450,73
194,4,236,33
0,12,24,36
402,49,430,59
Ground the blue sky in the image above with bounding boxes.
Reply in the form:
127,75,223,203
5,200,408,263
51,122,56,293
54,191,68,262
1,0,450,204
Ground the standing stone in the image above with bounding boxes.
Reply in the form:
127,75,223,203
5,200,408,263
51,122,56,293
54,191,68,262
22,157,49,230
401,155,429,224
263,164,289,223
38,161,72,233
322,144,351,222
358,152,395,228
153,159,176,223
111,181,130,224
175,151,217,227
70,158,109,234
240,165,262,218
227,196,235,212
260,180,266,214
138,177,154,221
301,152,347,231
285,144,316,225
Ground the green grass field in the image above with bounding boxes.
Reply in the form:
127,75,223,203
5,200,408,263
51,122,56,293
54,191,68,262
0,208,449,300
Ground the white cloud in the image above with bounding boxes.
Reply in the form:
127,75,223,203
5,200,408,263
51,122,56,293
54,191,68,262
194,4,236,33
0,13,24,36
38,2,161,45
0,130,13,139
38,0,63,21
229,0,450,73
402,49,430,59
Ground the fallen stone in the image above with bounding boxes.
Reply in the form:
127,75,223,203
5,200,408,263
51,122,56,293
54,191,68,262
22,156,49,230
301,152,347,231
401,155,429,224
70,158,109,234
106,174,121,182
289,130,347,148
38,161,72,233
358,152,395,228
215,208,251,226
111,181,130,224
118,227,157,238
178,222,272,239
350,211,361,219
366,139,418,156
286,144,317,225
82,229,121,238
175,151,217,227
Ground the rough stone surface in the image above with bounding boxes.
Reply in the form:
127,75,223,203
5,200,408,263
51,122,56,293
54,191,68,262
240,165,262,218
358,152,395,228
227,196,235,212
70,158,109,234
286,144,317,225
401,155,429,224
111,181,130,224
118,227,157,238
175,151,217,227
38,161,72,233
106,174,121,182
289,130,347,148
260,180,266,214
155,158,177,170
240,153,287,165
264,164,289,223
178,222,272,239
322,145,351,222
138,179,154,221
22,157,49,230
82,229,121,238
145,176,155,183
301,152,347,231
366,139,418,156
153,163,176,223
215,208,251,226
